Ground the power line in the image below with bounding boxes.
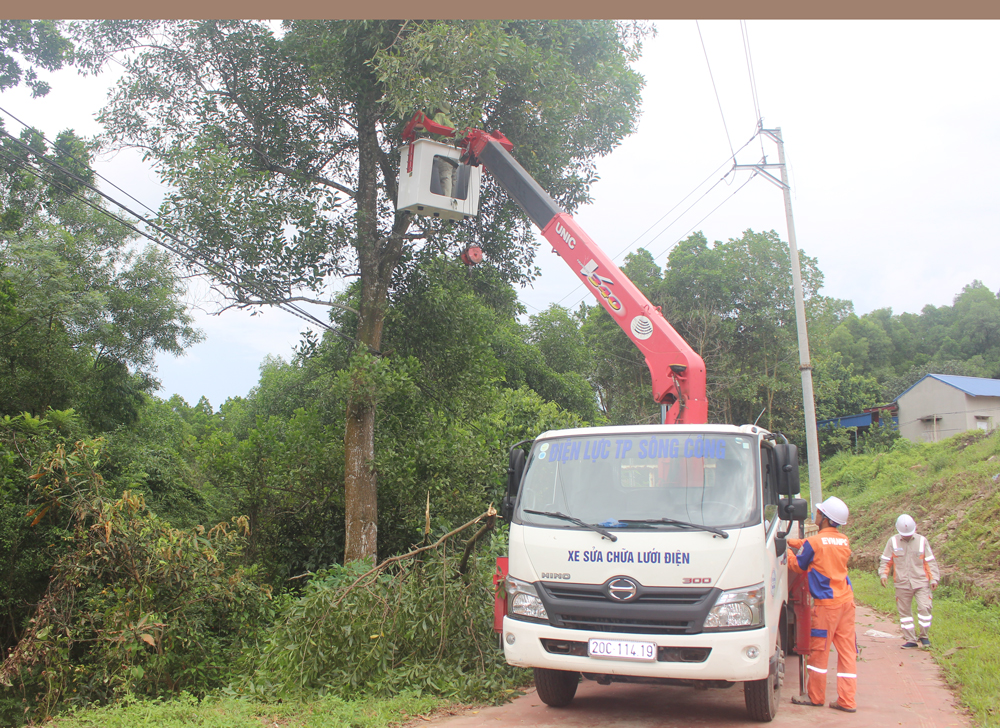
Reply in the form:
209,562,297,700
650,171,759,262
547,130,761,312
740,21,763,133
0,145,341,339
696,21,735,162
563,170,759,311
0,104,162,218
737,23,769,171
886,405,1000,430
0,127,360,345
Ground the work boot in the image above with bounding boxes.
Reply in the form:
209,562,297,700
830,702,857,713
919,637,931,648
901,641,919,648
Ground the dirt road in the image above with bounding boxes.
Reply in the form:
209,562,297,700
425,605,970,728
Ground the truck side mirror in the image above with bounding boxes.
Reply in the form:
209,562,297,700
501,447,526,521
779,497,808,522
773,444,800,496
774,534,787,557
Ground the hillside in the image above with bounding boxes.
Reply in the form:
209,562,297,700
823,428,1000,602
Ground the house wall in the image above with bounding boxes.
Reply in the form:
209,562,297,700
962,394,1000,433
897,378,983,443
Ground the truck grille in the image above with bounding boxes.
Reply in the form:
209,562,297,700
536,581,719,636
556,614,693,634
544,583,711,605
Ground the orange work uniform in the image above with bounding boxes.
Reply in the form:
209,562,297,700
788,526,857,710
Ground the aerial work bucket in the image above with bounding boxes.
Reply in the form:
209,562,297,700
397,138,482,221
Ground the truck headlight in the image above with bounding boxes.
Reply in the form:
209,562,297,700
703,583,765,631
505,575,549,621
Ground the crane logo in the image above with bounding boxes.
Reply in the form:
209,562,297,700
554,222,577,250
630,316,653,340
580,260,625,317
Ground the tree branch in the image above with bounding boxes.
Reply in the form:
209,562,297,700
333,506,497,608
249,143,357,198
254,296,359,314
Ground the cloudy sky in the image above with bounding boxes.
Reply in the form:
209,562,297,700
3,20,998,408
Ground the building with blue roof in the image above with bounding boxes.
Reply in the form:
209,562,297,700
817,405,897,434
894,374,1000,443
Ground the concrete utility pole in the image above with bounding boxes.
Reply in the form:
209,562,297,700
734,126,823,510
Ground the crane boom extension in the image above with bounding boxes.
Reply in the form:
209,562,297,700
463,129,708,424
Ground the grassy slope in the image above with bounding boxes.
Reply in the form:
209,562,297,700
825,428,1000,727
825,428,1000,600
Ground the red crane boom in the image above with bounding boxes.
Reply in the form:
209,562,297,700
460,127,708,424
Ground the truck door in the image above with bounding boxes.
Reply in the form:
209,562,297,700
761,445,787,651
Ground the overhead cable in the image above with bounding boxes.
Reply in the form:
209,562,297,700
696,20,735,162
548,130,760,312
739,21,768,162
0,104,162,218
0,128,358,344
564,171,759,311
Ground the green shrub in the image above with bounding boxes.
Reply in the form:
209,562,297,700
244,516,527,704
0,440,273,723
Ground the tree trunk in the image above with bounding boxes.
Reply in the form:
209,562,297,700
344,382,378,563
342,91,409,563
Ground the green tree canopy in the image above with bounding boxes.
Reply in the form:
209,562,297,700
79,19,649,561
0,20,73,97
0,131,201,428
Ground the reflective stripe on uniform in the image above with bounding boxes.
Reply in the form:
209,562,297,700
807,665,828,674
837,673,857,679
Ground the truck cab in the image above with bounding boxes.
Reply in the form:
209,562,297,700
499,424,806,721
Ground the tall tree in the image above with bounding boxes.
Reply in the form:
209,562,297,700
80,19,648,561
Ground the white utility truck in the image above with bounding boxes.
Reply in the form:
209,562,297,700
499,424,806,721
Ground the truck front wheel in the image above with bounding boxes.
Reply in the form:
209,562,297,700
534,668,579,707
744,637,783,722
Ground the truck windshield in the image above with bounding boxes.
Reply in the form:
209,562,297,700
516,434,758,531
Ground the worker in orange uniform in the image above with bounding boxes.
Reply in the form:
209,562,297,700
787,496,858,713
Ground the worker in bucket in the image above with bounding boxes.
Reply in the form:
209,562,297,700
878,514,940,649
429,104,459,198
787,496,857,713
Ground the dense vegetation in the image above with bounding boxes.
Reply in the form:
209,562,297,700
2,16,999,728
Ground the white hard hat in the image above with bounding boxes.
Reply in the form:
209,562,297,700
816,496,849,526
895,514,916,537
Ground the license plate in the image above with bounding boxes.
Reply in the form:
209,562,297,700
588,638,656,662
